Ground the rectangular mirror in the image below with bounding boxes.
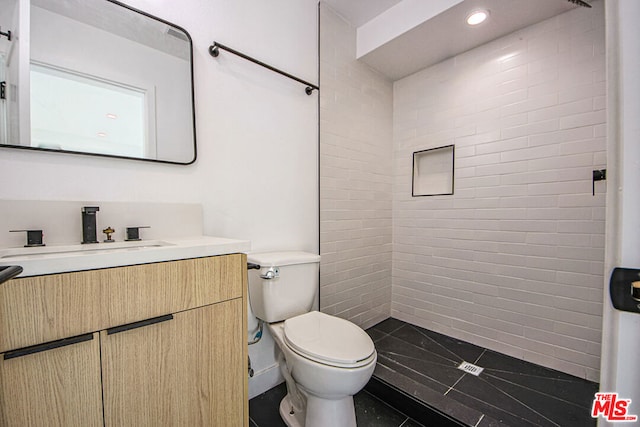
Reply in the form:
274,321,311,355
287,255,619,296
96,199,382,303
0,0,196,164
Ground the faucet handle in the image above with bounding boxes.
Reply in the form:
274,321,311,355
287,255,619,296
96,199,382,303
81,206,100,214
125,226,150,241
10,229,46,247
102,226,115,243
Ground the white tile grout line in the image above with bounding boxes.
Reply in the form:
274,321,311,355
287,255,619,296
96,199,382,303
473,414,485,427
444,375,465,396
474,349,487,365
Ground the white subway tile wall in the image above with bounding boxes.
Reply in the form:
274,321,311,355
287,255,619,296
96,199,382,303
392,2,605,381
320,5,394,329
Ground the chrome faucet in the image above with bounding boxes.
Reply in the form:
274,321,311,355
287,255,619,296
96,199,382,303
81,206,100,244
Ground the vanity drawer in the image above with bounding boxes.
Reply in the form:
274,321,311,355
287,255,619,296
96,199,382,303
0,253,246,352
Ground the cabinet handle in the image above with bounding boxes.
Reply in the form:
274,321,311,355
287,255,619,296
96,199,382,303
106,314,174,335
0,265,23,286
4,333,94,360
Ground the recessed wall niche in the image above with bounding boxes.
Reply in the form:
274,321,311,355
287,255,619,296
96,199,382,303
412,145,455,197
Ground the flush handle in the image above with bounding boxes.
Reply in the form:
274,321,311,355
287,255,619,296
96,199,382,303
260,267,279,280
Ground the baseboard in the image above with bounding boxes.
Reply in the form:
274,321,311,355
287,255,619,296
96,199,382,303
248,363,285,400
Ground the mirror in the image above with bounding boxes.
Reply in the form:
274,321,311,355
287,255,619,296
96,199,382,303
0,0,196,164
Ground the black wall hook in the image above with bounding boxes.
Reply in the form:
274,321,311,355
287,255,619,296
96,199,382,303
0,27,11,41
592,169,606,196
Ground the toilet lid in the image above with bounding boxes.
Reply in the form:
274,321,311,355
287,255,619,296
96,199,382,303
284,311,375,368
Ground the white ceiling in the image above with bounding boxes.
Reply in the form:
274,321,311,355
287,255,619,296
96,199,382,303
323,0,593,80
33,0,190,60
322,0,402,28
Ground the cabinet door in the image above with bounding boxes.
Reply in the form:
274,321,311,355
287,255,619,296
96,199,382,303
101,298,244,426
0,333,103,427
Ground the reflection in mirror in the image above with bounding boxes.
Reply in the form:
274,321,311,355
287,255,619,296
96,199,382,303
31,63,152,157
0,0,196,164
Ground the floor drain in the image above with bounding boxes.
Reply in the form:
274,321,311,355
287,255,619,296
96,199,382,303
458,361,484,376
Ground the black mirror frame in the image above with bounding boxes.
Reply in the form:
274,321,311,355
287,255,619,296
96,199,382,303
0,0,197,166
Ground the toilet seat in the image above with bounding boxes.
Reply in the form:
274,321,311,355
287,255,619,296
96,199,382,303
284,311,375,368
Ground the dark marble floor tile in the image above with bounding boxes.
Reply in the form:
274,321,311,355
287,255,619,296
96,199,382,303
376,335,465,388
447,391,540,427
478,349,578,381
450,375,555,427
354,390,409,427
400,419,427,427
476,414,513,427
371,317,407,334
374,362,449,399
249,382,288,427
480,373,597,427
367,327,388,343
477,350,598,408
392,324,486,365
484,370,598,409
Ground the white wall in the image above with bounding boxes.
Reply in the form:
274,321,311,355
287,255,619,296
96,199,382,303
0,0,319,398
319,4,394,329
392,1,606,381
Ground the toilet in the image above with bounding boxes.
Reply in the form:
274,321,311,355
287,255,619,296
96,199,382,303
247,251,377,427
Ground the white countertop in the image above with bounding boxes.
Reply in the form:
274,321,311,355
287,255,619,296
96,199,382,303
0,236,251,277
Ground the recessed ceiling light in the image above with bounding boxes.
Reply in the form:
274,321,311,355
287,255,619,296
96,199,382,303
97,132,107,137
106,113,117,119
466,10,489,26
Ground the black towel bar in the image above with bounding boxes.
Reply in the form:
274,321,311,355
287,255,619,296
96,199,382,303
209,41,319,95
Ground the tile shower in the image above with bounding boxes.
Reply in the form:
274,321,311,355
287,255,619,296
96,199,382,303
321,0,605,386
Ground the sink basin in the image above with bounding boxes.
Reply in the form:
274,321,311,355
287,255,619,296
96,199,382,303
0,240,174,260
0,236,251,278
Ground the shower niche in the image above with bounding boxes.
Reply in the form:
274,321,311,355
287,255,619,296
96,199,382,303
412,145,454,197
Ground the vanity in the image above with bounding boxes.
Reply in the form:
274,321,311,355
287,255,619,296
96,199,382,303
0,237,251,426
1,0,247,420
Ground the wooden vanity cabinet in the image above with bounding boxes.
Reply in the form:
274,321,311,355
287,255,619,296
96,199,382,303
0,254,248,427
0,333,103,426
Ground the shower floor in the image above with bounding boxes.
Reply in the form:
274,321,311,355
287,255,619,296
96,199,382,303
365,318,599,427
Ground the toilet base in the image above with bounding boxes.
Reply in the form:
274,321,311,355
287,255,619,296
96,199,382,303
278,392,357,427
279,394,305,427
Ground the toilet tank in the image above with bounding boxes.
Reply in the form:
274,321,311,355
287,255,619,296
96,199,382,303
247,251,320,323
